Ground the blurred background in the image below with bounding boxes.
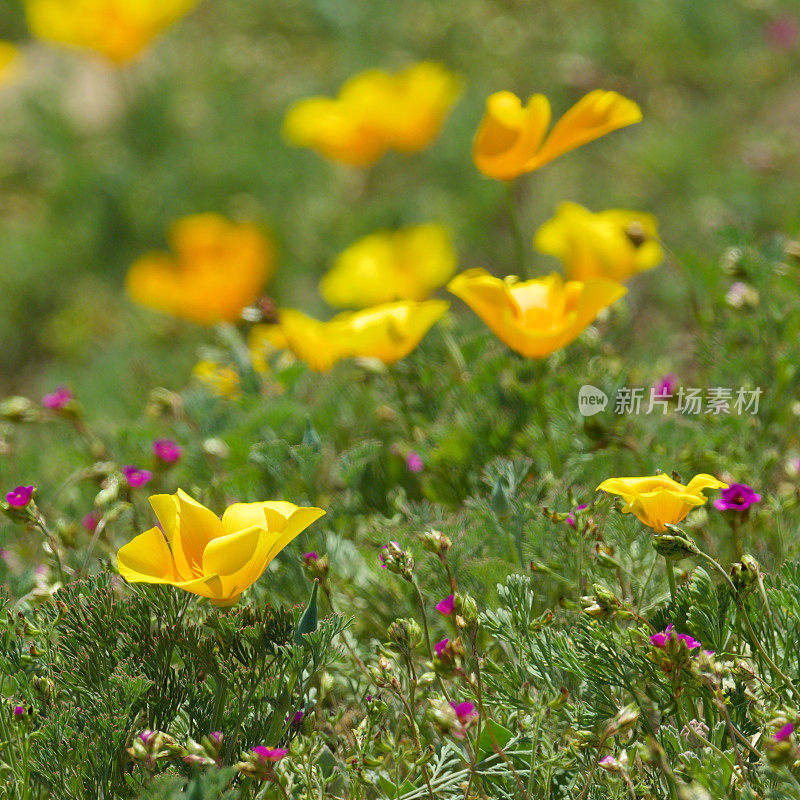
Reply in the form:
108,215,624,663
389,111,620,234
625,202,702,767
1,0,799,418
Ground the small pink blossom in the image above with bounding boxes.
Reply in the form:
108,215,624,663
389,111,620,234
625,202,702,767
775,723,795,742
82,512,100,533
41,386,73,410
153,439,183,464
650,624,701,651
5,486,33,508
450,701,478,728
123,467,153,488
209,731,223,746
252,746,288,762
436,594,455,615
435,638,449,657
765,14,800,50
653,373,678,398
566,503,588,528
406,451,424,473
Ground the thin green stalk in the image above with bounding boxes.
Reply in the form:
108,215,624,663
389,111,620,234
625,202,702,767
505,181,531,280
532,361,561,475
411,578,451,702
665,557,677,603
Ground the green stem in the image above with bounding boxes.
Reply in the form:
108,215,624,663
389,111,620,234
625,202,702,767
411,579,451,702
532,361,561,475
505,181,531,280
665,557,677,603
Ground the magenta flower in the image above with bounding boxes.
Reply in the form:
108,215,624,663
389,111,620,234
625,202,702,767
303,551,318,561
653,373,678,398
5,486,33,508
774,723,795,742
765,14,800,50
566,503,588,528
436,594,455,616
153,439,183,464
139,730,154,744
41,386,73,410
406,451,424,473
714,483,761,512
252,746,288,762
123,467,153,488
82,512,100,533
450,701,478,725
13,706,25,718
209,731,223,746
379,541,400,569
650,624,701,651
435,638,449,657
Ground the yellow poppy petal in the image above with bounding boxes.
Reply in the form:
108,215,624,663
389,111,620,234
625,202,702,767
473,92,551,180
526,90,641,171
221,502,271,536
116,527,178,584
175,488,224,559
201,525,265,580
261,505,326,564
685,474,729,496
148,492,193,580
447,268,516,338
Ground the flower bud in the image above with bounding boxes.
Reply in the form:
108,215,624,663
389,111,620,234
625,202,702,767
31,676,54,704
605,704,640,737
145,387,183,420
379,541,414,581
419,529,451,556
302,551,329,582
652,532,698,560
730,555,760,593
387,618,423,652
0,396,40,423
426,698,458,735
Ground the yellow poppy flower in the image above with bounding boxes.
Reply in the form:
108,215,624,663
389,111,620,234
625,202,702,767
473,89,642,181
247,324,288,373
278,299,449,372
320,224,457,309
192,360,241,399
24,0,198,63
447,268,626,359
596,474,728,532
0,42,20,84
116,489,325,606
283,62,460,167
126,214,273,325
534,202,662,282
376,62,463,153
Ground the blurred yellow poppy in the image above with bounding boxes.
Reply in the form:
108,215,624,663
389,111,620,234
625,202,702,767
0,42,20,84
596,474,728,532
247,324,288,373
283,62,461,167
116,489,325,606
534,202,662,282
126,214,273,325
278,299,449,372
473,89,641,181
447,268,626,358
24,0,198,63
192,360,241,399
320,224,457,308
